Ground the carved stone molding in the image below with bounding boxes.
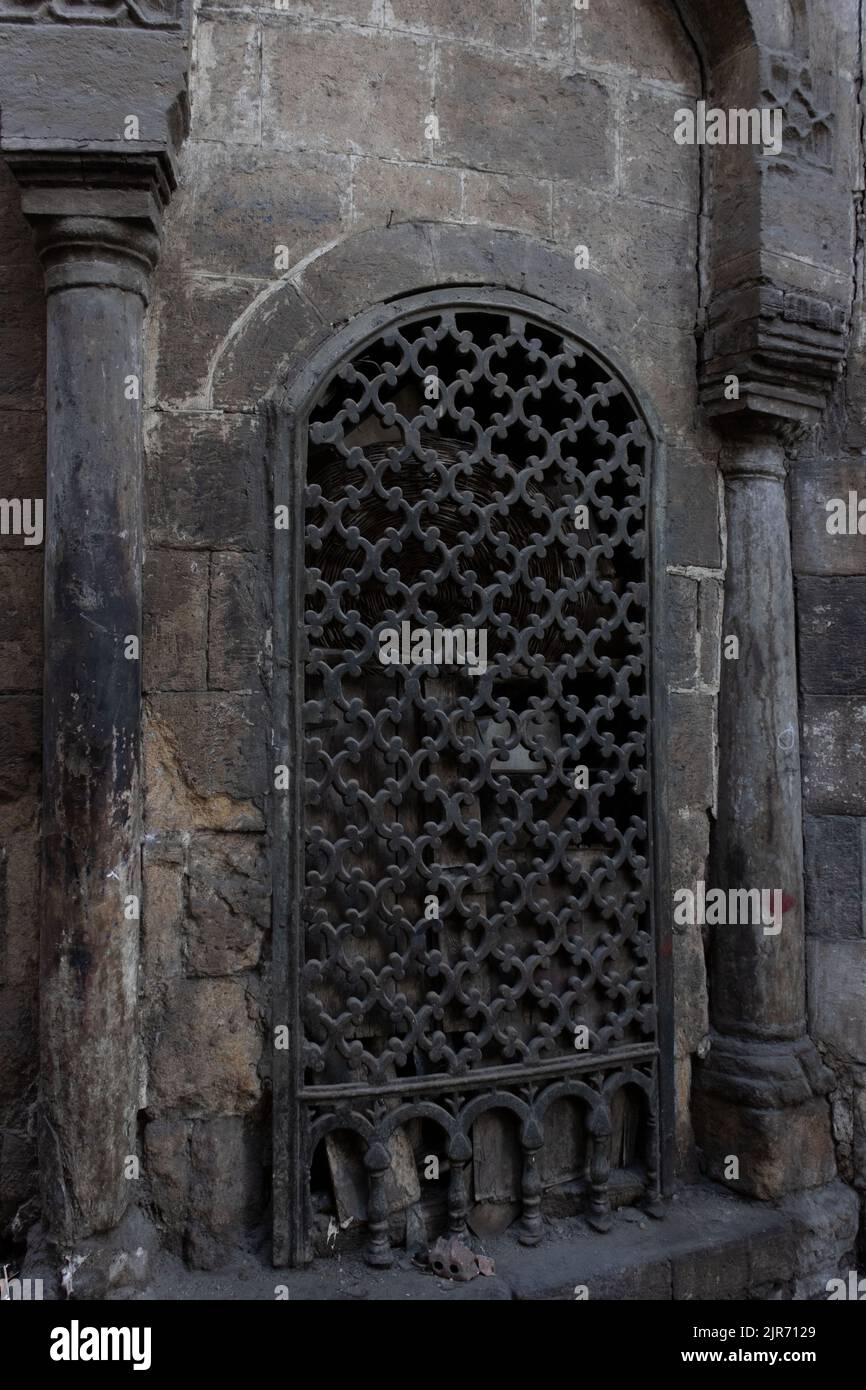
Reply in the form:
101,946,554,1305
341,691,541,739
6,150,175,227
761,52,834,171
0,0,182,26
700,279,848,425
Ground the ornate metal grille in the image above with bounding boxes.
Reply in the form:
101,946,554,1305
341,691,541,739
275,291,665,1267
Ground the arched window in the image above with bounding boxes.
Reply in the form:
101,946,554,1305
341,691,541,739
273,289,668,1266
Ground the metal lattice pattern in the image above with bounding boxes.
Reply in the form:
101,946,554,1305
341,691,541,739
301,306,655,1093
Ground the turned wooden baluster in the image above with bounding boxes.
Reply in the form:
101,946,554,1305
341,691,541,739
587,1105,613,1233
364,1142,394,1267
519,1120,544,1246
447,1134,472,1236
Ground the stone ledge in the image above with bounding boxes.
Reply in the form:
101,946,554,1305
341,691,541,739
23,1180,855,1302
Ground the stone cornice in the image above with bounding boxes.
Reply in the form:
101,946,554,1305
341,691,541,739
0,0,183,26
5,149,175,232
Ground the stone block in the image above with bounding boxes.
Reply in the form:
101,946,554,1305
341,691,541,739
802,698,866,814
808,938,866,1063
0,28,189,148
0,832,39,991
668,692,715,814
670,808,711,1055
262,24,431,162
353,158,461,229
143,550,209,693
698,579,722,689
388,0,530,49
0,986,36,1111
781,1180,860,1293
148,977,262,1116
853,1074,866,1188
149,271,259,409
693,1090,836,1198
0,410,45,524
187,1115,265,1267
804,815,864,939
673,1050,698,1177
208,552,270,692
798,576,866,695
552,186,696,329
636,326,711,448
0,696,40,836
829,1076,855,1184
437,46,615,185
50,1206,158,1302
144,1116,192,1251
845,349,866,452
0,1128,36,1236
144,693,268,832
747,1225,797,1289
194,18,261,145
669,808,710,904
297,221,434,329
142,837,186,990
666,573,698,688
592,1259,671,1300
0,273,45,409
673,921,709,1056
573,0,699,88
186,834,269,977
621,85,700,211
0,554,41,692
763,174,853,289
672,1240,749,1300
464,170,551,239
164,142,350,280
210,282,324,411
531,0,572,57
0,162,36,266
146,412,268,551
791,458,866,578
428,221,527,289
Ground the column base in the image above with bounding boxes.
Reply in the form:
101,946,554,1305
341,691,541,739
693,1034,836,1199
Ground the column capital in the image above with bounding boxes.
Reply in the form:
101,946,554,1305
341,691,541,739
719,433,788,483
5,149,172,300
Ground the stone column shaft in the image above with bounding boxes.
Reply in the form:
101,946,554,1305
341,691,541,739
35,215,156,1243
712,437,805,1038
694,433,835,1198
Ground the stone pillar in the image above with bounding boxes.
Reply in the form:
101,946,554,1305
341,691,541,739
25,207,160,1245
693,430,836,1198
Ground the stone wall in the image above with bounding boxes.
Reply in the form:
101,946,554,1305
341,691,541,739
798,59,866,1254
0,158,44,1246
137,0,720,1262
15,0,866,1280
